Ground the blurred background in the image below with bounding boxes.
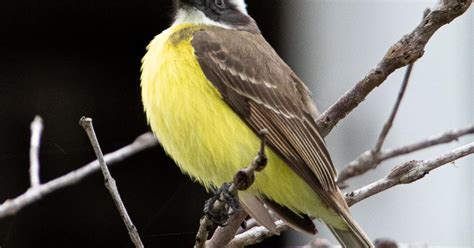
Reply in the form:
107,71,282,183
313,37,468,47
282,1,473,247
0,0,472,247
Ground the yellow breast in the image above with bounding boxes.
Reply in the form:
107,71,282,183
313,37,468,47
141,24,344,228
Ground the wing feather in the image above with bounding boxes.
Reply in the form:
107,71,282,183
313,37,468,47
192,27,338,203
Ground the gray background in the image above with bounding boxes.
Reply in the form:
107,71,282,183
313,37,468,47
280,1,472,246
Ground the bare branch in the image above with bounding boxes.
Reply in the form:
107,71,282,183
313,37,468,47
373,64,413,153
79,117,144,248
337,12,430,187
0,132,158,219
315,0,472,136
338,125,474,184
345,142,474,206
207,211,248,248
226,221,288,248
29,116,44,188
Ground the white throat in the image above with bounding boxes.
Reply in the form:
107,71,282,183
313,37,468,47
173,8,232,29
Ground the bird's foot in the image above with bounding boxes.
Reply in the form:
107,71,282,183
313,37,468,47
204,183,241,227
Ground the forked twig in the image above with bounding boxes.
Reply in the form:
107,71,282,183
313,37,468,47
316,0,471,136
338,125,474,184
345,142,474,206
0,132,158,219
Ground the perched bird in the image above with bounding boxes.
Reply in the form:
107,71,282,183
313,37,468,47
141,0,373,247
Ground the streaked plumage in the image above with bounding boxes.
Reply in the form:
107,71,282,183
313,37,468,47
141,1,373,247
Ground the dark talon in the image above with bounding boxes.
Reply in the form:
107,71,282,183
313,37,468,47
203,183,241,227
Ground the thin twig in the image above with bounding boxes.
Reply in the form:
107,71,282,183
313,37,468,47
195,130,269,248
207,211,248,248
315,0,472,137
345,142,474,206
29,116,44,187
0,132,158,219
338,125,474,184
195,215,213,248
371,9,429,157
79,117,144,248
373,64,414,153
226,220,288,248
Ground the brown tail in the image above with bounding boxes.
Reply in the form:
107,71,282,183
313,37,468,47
328,212,374,248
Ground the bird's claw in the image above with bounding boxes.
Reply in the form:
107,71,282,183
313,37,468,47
204,183,240,227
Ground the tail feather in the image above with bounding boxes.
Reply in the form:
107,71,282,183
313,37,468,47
328,213,374,248
263,197,317,235
239,191,279,234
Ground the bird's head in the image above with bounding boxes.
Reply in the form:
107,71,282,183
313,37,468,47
173,0,258,32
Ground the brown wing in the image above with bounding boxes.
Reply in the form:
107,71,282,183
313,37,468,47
192,27,339,204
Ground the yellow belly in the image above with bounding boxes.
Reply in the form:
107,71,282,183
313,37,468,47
141,24,344,228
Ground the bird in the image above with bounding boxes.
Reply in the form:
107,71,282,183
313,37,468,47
141,0,373,247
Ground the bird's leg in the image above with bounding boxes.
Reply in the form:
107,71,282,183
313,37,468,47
204,183,240,227
202,129,269,227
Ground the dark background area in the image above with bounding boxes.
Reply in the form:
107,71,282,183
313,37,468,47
0,1,284,247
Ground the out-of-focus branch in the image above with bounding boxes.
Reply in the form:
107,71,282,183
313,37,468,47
338,125,474,184
79,117,144,248
345,142,474,206
29,116,44,188
0,132,158,219
373,64,413,153
337,63,414,187
315,0,472,137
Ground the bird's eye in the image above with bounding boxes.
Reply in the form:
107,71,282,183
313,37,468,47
214,0,225,8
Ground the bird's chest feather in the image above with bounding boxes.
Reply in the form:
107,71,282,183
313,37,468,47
141,25,260,188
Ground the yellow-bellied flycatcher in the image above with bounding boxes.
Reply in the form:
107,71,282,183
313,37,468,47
141,1,373,246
